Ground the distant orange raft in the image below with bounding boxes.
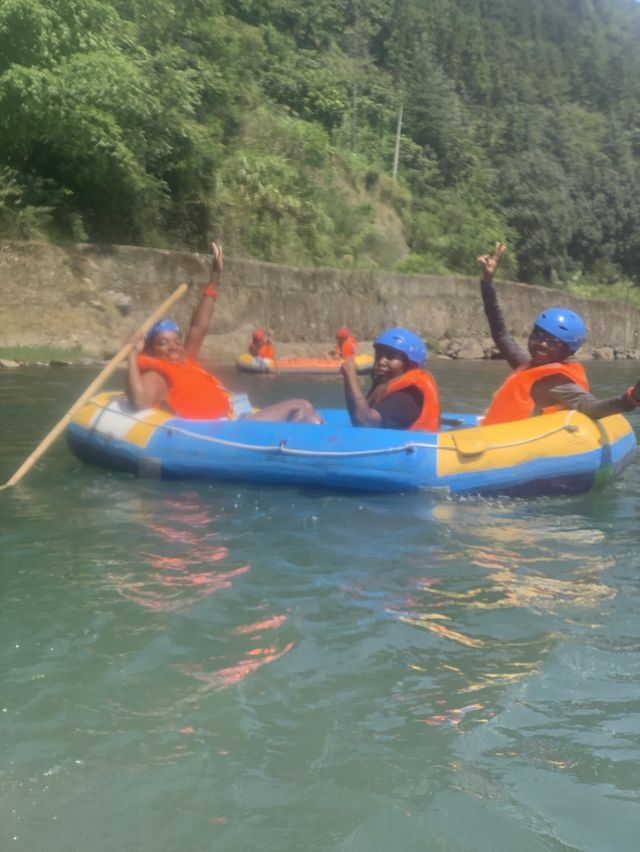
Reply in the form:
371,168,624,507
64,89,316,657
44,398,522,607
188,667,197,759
236,352,373,375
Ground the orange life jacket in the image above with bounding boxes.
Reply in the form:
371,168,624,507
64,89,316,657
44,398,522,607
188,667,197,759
257,343,275,360
137,354,232,420
248,341,274,359
371,367,441,432
339,336,357,359
483,361,589,426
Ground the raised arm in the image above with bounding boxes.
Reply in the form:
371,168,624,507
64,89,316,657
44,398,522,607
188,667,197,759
183,241,223,361
477,241,528,369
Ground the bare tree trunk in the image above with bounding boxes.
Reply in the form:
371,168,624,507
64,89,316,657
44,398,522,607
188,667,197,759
351,77,358,150
392,101,403,181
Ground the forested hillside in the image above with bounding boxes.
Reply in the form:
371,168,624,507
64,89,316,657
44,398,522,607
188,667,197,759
2,0,640,289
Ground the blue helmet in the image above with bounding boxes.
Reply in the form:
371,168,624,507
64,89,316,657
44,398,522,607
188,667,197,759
145,319,180,341
373,327,427,365
533,308,586,354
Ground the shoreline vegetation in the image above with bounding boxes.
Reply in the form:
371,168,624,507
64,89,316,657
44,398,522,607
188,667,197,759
565,280,640,312
2,1,640,297
0,345,100,367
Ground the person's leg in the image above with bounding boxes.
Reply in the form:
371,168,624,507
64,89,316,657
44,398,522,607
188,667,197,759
245,399,324,425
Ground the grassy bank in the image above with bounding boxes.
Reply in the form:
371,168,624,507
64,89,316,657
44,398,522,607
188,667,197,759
566,280,640,310
0,346,97,365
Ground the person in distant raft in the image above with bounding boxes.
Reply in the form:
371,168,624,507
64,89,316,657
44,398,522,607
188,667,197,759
340,327,440,430
478,241,640,423
331,327,358,359
127,242,323,424
248,328,275,360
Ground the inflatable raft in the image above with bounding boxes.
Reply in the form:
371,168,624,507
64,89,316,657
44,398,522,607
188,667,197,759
66,393,636,497
236,352,374,374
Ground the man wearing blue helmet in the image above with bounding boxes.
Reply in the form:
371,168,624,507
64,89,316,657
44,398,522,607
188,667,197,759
478,242,640,424
340,327,440,430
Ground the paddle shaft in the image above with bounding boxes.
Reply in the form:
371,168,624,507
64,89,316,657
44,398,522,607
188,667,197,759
0,282,189,491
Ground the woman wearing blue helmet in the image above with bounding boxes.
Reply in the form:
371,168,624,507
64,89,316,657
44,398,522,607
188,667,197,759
127,241,323,424
478,242,640,424
340,327,440,430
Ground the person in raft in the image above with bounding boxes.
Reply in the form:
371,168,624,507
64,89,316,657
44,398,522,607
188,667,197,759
331,327,358,359
127,241,322,424
340,327,440,430
247,328,275,360
478,241,640,424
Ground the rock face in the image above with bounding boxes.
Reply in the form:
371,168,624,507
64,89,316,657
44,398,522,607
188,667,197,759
442,338,486,360
592,347,616,360
2,239,640,361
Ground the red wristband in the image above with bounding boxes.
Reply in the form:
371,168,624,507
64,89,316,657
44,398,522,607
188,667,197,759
203,284,217,299
625,387,640,407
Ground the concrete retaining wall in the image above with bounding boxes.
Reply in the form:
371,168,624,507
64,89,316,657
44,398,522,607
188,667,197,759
1,240,639,359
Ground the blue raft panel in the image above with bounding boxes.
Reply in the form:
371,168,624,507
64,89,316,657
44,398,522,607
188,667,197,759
66,393,637,497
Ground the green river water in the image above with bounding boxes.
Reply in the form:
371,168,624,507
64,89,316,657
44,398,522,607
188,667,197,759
2,360,640,852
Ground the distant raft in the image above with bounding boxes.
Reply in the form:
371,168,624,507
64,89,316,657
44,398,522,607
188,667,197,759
236,352,374,374
66,392,636,497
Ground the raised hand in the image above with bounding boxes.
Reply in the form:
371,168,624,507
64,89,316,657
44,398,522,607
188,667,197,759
340,356,358,380
127,330,145,355
477,241,507,282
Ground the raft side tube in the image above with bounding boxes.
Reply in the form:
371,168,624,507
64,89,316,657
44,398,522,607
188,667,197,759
65,394,636,496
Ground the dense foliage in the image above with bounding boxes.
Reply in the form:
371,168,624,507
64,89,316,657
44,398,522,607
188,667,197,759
1,0,640,287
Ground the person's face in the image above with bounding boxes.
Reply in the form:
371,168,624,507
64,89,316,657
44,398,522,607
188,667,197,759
373,344,409,382
527,326,571,365
147,330,184,362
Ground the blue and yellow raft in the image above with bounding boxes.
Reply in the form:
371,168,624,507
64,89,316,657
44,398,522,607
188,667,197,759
66,392,636,497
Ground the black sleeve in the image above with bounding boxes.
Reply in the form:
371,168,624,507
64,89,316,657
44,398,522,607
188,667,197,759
371,387,423,430
531,376,635,420
480,279,529,369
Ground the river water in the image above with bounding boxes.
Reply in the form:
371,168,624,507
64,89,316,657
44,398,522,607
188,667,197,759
2,361,640,852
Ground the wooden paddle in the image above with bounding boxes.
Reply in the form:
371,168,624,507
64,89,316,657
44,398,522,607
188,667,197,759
0,281,189,491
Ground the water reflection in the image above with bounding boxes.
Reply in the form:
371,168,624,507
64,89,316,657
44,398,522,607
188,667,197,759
175,641,295,691
106,493,294,691
367,505,618,732
107,496,251,613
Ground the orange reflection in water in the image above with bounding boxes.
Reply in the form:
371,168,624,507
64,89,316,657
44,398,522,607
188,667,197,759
232,615,289,634
176,641,295,691
109,495,295,690
140,546,230,566
177,612,294,690
109,497,249,613
418,702,485,727
110,564,252,612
